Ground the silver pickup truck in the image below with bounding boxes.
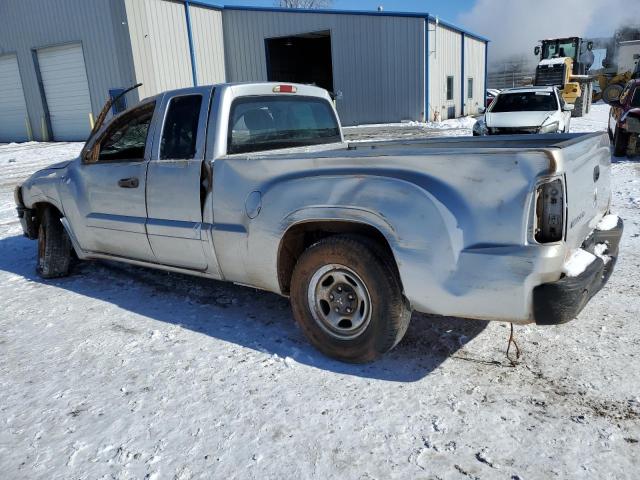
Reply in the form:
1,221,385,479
15,82,623,362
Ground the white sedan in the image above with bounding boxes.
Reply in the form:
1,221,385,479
474,86,573,136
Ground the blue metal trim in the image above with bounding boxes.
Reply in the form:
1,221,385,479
484,42,488,107
224,5,430,19
460,32,465,116
427,16,489,43
425,18,430,122
184,1,198,86
178,0,223,10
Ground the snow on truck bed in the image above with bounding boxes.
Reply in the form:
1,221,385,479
1,104,639,479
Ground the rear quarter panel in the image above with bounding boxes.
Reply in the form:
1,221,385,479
210,146,555,320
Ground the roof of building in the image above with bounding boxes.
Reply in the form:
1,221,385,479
180,1,490,43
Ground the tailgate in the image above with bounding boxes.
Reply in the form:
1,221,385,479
557,132,611,248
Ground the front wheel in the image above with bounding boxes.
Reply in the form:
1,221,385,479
37,207,72,279
290,235,411,363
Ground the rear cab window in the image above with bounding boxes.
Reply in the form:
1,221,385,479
227,96,341,155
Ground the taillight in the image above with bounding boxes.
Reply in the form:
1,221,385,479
273,85,297,93
535,178,564,243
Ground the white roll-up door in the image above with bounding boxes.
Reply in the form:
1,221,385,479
37,44,92,141
0,55,29,143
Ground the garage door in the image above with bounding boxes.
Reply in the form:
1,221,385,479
0,55,29,143
37,44,92,141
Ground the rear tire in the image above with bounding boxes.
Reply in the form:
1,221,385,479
613,127,629,157
37,207,72,279
290,235,411,363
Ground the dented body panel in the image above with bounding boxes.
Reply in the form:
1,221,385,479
17,82,619,325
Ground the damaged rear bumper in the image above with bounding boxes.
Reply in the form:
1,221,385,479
533,216,624,325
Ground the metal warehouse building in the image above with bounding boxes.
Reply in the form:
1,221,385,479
0,0,488,142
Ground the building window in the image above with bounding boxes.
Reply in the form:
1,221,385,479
467,78,474,99
446,76,454,101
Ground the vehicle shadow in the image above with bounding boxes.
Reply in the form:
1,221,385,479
0,233,492,382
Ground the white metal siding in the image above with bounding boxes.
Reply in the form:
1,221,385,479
464,36,485,115
124,0,194,100
0,55,29,142
223,9,425,126
37,44,93,141
190,6,226,85
428,23,462,121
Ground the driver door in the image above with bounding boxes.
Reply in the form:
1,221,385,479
71,100,158,260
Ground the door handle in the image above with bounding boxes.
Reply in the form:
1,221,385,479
118,177,139,188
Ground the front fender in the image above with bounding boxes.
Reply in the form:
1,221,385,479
20,166,67,214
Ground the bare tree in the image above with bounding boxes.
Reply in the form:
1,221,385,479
277,0,333,8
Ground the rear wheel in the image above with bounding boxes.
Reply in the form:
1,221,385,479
613,127,629,157
290,235,411,363
37,207,72,279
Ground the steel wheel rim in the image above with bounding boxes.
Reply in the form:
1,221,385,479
307,264,372,340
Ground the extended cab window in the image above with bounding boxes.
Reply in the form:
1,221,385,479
227,96,341,155
98,102,155,162
160,95,202,159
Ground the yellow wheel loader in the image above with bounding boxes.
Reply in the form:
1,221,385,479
590,29,640,103
533,37,595,117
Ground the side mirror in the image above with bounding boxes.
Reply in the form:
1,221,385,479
478,106,486,114
563,104,575,112
587,41,594,51
82,143,99,164
534,46,541,56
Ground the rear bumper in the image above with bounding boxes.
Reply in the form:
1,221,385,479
533,217,624,325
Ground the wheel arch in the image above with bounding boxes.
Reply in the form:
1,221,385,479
277,217,401,296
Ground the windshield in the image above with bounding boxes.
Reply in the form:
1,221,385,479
542,39,577,60
631,88,640,108
228,96,341,154
490,91,558,112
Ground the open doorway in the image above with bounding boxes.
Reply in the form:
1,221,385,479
265,30,334,93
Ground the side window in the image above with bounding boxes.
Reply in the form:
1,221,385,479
631,88,640,108
446,76,454,101
160,95,203,160
467,78,473,99
97,102,155,162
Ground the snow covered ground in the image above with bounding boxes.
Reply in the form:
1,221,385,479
1,104,639,479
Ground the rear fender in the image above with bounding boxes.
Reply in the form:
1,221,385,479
242,175,464,305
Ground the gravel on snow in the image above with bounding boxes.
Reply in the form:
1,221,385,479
1,103,638,479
